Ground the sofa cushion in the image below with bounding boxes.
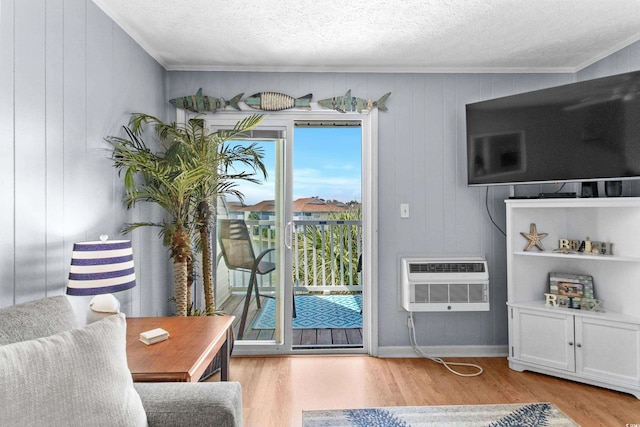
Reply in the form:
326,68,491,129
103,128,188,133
0,295,79,345
0,313,147,427
135,382,243,426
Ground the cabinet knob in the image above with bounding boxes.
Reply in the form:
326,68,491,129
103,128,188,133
576,343,582,348
568,342,573,346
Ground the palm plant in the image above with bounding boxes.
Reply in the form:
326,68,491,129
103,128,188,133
184,116,266,314
108,113,266,316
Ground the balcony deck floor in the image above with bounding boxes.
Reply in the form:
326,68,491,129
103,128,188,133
219,293,363,348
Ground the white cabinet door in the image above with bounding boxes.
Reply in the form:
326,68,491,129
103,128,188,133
512,307,575,371
575,316,640,386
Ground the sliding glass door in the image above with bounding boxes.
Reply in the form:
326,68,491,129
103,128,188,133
198,112,373,355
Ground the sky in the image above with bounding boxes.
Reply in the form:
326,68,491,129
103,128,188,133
228,127,362,206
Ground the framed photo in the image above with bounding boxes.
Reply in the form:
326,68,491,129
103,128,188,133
558,282,583,297
549,272,594,299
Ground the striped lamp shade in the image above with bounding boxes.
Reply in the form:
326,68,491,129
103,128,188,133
67,239,136,296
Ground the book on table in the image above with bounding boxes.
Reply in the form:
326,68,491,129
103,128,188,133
139,328,170,345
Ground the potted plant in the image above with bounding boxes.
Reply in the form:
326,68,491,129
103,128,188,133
107,113,266,316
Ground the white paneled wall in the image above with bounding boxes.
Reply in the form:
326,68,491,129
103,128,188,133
0,0,170,318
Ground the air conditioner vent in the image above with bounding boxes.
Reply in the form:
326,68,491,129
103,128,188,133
409,262,485,273
400,256,489,312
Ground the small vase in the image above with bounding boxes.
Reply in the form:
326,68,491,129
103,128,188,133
605,181,622,197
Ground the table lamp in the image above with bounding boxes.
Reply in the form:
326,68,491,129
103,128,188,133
67,235,136,313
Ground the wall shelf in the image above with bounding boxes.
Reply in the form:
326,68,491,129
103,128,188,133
513,251,640,263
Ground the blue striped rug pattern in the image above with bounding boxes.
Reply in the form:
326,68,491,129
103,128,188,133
302,403,578,427
252,294,362,329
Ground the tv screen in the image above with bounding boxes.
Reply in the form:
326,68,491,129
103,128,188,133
466,70,640,186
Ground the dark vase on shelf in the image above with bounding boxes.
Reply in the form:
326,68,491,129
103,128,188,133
581,182,598,198
605,181,623,197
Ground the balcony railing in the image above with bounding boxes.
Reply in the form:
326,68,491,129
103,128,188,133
217,219,363,294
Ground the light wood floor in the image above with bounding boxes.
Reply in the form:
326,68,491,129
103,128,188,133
206,355,640,427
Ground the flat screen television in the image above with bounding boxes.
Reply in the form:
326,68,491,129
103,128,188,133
466,70,640,186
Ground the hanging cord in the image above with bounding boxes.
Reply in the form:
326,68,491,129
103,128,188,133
554,183,567,193
485,187,506,237
407,312,483,377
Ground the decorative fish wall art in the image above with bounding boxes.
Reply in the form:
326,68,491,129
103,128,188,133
169,88,243,113
244,92,312,111
318,90,391,113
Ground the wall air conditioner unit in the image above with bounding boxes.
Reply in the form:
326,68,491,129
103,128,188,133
400,256,489,312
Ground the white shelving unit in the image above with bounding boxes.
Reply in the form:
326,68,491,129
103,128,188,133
505,197,640,399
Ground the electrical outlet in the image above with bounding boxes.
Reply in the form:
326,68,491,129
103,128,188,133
400,203,410,218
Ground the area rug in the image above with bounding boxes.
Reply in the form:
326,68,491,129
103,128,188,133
302,403,578,427
252,294,362,329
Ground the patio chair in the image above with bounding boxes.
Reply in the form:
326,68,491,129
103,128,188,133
217,219,275,339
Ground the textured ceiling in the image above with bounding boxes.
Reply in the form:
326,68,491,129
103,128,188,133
92,0,640,73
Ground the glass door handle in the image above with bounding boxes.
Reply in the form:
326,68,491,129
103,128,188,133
285,221,293,249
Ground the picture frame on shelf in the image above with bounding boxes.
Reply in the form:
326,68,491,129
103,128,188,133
549,272,594,299
557,282,583,298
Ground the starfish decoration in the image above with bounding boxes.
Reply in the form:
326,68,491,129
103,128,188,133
520,223,548,251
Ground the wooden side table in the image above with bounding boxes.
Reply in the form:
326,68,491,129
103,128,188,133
125,315,234,382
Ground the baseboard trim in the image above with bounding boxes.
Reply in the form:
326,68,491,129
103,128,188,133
377,345,508,358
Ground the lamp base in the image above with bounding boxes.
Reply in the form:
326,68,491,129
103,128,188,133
89,294,121,313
